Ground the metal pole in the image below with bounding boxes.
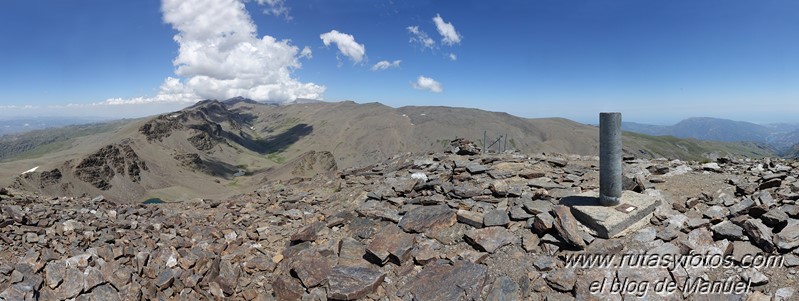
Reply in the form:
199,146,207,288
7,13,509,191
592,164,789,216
599,112,622,206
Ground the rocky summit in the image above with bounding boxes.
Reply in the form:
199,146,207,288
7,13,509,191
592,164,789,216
2,144,799,300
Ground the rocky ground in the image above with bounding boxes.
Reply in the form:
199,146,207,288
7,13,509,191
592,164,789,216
2,139,799,300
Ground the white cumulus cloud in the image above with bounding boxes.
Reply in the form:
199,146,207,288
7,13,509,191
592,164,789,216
371,60,401,71
320,30,366,64
407,26,435,50
433,14,462,45
448,53,457,61
413,75,443,93
103,0,324,105
256,0,291,20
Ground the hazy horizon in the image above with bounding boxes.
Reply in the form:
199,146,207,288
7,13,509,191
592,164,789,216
1,0,797,125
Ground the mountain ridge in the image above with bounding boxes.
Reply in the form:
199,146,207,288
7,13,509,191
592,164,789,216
0,98,774,203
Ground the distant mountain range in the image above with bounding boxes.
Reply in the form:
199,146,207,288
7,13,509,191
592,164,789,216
0,99,773,203
622,117,799,155
0,116,109,136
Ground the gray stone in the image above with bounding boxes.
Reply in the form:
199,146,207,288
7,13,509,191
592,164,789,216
533,256,557,271
509,205,533,221
561,191,660,239
399,261,487,301
731,241,762,263
728,197,755,216
761,208,789,227
465,227,517,253
545,269,576,292
486,276,520,301
356,200,401,223
523,200,553,215
456,210,483,228
703,206,727,222
552,205,586,249
775,287,795,301
327,266,385,300
88,284,120,301
59,267,84,300
741,269,768,285
633,227,657,242
531,212,554,234
399,204,456,233
710,221,746,241
775,222,799,251
155,269,174,289
483,209,510,227
743,219,775,252
45,261,65,289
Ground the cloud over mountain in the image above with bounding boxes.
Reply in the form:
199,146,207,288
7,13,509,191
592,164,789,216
413,75,443,93
103,0,324,105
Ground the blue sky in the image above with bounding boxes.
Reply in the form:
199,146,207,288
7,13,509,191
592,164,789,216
0,0,797,124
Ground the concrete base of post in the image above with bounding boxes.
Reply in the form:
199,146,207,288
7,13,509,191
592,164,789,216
560,191,661,239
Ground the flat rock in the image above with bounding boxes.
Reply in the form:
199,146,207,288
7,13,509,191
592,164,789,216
483,209,510,227
711,221,746,241
509,205,533,221
552,205,586,249
486,276,520,301
761,209,789,228
291,255,331,288
464,226,517,253
523,200,553,215
399,260,487,301
366,224,415,265
775,222,799,251
290,221,325,243
45,261,65,289
327,266,385,300
357,200,401,223
456,210,483,228
399,204,456,233
743,219,775,252
273,275,305,301
88,284,120,301
545,269,576,292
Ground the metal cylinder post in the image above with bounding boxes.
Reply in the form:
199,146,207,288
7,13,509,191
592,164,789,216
599,112,622,206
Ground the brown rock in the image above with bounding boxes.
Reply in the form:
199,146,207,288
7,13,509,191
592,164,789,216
366,224,416,265
552,205,586,249
83,266,105,292
88,284,120,301
483,209,510,227
546,269,576,292
456,209,484,228
45,261,65,289
464,226,517,253
290,221,325,243
486,276,520,301
531,212,554,234
327,266,385,300
291,255,331,288
398,204,456,233
742,219,775,252
399,260,487,301
58,267,84,300
273,275,305,301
